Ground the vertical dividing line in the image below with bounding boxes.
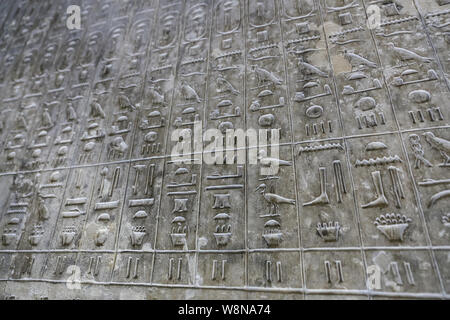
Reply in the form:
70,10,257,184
361,0,447,298
410,2,450,295
243,0,249,293
316,0,370,299
276,0,306,299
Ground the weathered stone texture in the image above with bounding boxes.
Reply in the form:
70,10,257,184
0,0,449,299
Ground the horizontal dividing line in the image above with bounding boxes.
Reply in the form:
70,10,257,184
1,246,450,254
0,278,446,299
366,291,445,299
1,125,450,177
0,0,448,301
398,125,450,134
0,249,117,254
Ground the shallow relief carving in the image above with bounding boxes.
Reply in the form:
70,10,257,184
0,0,448,299
50,166,98,250
404,128,450,246
78,162,129,250
415,0,450,87
117,159,163,250
295,139,360,248
347,134,428,247
283,0,343,141
248,145,299,249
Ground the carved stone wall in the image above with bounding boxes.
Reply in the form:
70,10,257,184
0,0,449,300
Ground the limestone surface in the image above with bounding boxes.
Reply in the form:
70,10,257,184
0,0,449,300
